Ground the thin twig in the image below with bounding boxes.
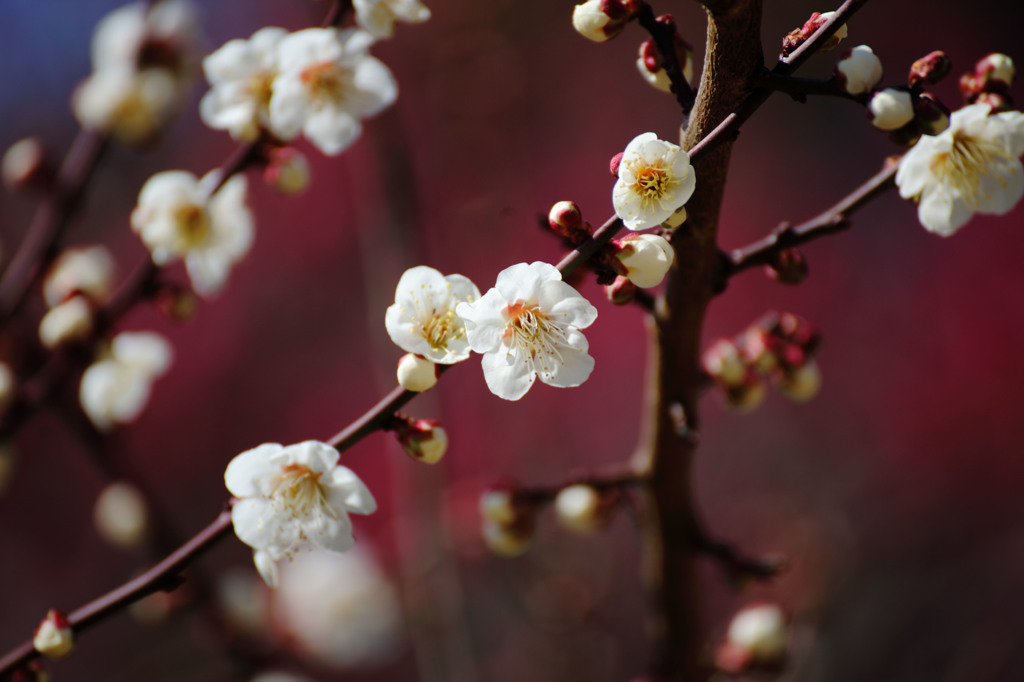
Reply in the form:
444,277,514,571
756,70,863,103
635,3,696,114
726,160,898,276
692,521,785,583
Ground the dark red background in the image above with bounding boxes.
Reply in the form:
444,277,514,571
2,1,1024,680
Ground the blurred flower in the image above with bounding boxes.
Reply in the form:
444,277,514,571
775,360,822,401
90,0,201,77
717,603,788,672
39,297,94,349
200,27,287,141
457,262,598,401
613,133,696,231
33,610,73,660
224,441,376,587
263,147,311,195
615,233,674,287
273,547,401,668
385,265,480,364
897,103,1024,235
73,67,179,143
269,28,397,155
79,331,172,431
353,0,431,39
93,481,149,550
131,171,253,296
44,246,115,308
834,45,882,95
554,484,604,534
217,568,270,636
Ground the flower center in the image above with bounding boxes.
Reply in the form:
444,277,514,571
628,159,678,202
930,131,1016,207
246,71,276,110
269,464,334,521
422,309,464,351
300,61,349,105
173,203,212,249
502,301,568,374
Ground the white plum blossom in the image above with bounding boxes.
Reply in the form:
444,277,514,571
385,265,480,364
353,0,431,39
613,132,696,231
456,262,598,401
73,66,179,143
224,441,377,587
44,246,116,308
131,170,253,296
896,103,1024,235
79,331,172,431
269,28,398,156
273,547,402,667
91,0,201,76
200,27,287,141
616,233,675,287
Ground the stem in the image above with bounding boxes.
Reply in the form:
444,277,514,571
636,3,696,113
726,160,898,276
0,510,233,678
757,70,862,103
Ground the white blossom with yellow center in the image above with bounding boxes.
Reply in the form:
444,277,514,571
385,265,480,364
131,170,253,296
613,132,696,231
269,28,397,156
225,441,376,587
457,262,598,401
200,27,287,141
897,103,1024,235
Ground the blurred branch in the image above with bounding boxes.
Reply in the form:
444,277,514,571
725,159,898,277
692,521,786,584
0,509,234,679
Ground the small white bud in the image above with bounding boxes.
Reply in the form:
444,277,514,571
868,88,915,130
43,246,116,307
39,297,94,349
34,610,74,659
775,360,821,401
980,53,1015,86
703,338,746,386
835,45,882,95
616,234,674,288
554,484,603,534
397,419,447,464
636,57,672,93
481,519,532,557
479,489,517,525
572,0,629,43
725,604,787,664
396,353,438,392
93,481,150,549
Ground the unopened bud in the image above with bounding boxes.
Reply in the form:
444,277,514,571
868,88,915,130
616,233,674,288
482,519,533,557
739,329,777,374
396,353,438,392
974,91,1014,113
908,50,951,89
978,53,1014,87
609,152,623,177
554,484,606,534
394,418,447,464
703,338,746,386
2,137,53,193
33,610,74,659
94,481,150,549
637,41,672,93
263,147,310,196
834,45,882,96
723,371,766,412
39,296,94,349
775,360,821,401
717,604,787,672
572,0,635,43
913,93,950,135
548,200,589,241
663,206,687,228
782,11,847,57
43,246,115,308
765,248,808,285
10,660,48,682
605,275,636,305
480,487,519,526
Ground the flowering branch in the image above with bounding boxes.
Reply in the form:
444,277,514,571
0,509,233,678
0,132,108,325
725,159,898,277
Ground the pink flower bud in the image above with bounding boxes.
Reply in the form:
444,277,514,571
548,200,590,241
396,353,438,392
775,360,822,401
703,338,746,386
782,11,846,57
765,248,808,285
977,53,1014,87
394,418,447,464
605,275,636,305
908,50,951,89
263,147,311,196
609,152,623,177
33,610,74,660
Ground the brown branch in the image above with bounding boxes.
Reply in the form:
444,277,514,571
635,3,696,113
692,521,785,585
756,70,863,103
0,132,109,326
726,160,898,276
0,509,233,679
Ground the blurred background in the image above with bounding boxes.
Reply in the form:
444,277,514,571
2,0,1024,680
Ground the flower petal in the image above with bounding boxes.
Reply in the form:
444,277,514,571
480,348,535,401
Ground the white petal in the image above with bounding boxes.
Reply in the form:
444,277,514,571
253,548,279,587
540,331,595,389
224,443,283,498
975,160,1024,214
537,280,598,330
231,498,283,549
267,75,309,141
303,107,362,156
305,513,355,553
457,290,507,353
480,348,535,401
494,261,559,303
326,465,378,515
285,440,340,475
918,189,974,236
348,56,398,117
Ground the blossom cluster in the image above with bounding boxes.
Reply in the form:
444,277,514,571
703,312,822,411
386,263,598,401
